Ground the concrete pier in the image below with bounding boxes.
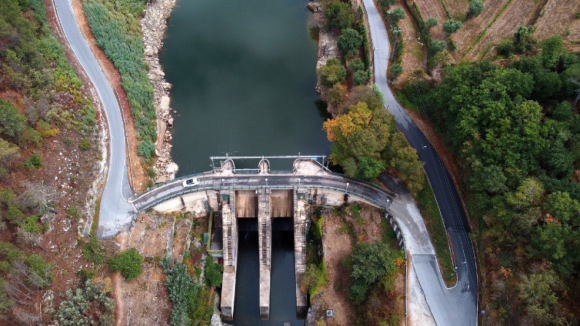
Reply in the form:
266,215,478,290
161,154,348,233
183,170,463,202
220,189,238,321
258,189,272,320
293,188,308,318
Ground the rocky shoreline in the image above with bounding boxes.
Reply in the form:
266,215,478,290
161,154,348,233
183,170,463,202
141,0,179,183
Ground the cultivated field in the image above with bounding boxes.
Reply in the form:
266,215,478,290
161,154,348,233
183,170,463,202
413,0,449,41
465,0,546,61
396,2,427,79
440,0,469,20
534,0,580,46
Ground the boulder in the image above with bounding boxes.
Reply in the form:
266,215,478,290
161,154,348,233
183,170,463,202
166,162,179,174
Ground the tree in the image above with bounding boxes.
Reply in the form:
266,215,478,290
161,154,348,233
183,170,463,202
337,29,363,55
329,83,347,106
353,70,370,85
357,156,385,180
467,0,484,17
390,64,403,80
325,1,354,30
378,0,395,9
0,100,27,139
515,26,536,54
425,17,438,29
540,36,564,68
497,39,514,56
348,242,395,304
506,178,545,210
137,140,156,158
442,20,462,34
543,191,580,224
108,248,143,281
390,7,406,22
430,40,446,55
519,270,565,325
469,163,508,194
18,181,57,214
350,58,365,72
317,58,347,87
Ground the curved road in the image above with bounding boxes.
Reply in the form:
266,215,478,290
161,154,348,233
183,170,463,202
53,0,134,239
54,0,477,324
362,0,478,324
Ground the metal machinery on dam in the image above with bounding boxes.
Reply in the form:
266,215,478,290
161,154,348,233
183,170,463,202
128,156,396,320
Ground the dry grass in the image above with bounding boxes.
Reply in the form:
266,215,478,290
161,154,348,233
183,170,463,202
394,2,427,85
534,0,580,47
413,0,449,41
465,0,546,61
440,0,469,20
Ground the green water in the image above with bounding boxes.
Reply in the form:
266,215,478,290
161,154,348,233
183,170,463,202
160,0,330,174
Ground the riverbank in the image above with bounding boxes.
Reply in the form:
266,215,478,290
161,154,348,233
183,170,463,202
141,0,179,184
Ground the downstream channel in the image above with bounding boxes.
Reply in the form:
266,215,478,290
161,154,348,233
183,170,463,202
160,0,329,323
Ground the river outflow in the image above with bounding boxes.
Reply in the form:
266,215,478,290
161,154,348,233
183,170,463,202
160,0,330,322
160,0,330,174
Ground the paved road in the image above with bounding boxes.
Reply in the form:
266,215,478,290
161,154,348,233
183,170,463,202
362,0,478,325
129,173,395,211
53,0,134,239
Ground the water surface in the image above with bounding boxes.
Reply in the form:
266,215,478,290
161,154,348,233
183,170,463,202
160,0,330,173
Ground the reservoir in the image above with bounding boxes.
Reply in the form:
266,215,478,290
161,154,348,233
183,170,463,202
160,0,330,174
160,0,329,323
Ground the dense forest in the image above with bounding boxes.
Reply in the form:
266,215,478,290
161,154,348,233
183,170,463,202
403,34,580,324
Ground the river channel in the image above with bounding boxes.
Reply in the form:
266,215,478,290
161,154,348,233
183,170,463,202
160,0,329,323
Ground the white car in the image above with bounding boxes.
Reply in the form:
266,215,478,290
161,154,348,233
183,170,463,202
182,178,200,187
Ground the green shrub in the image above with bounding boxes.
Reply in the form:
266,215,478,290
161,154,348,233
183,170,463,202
448,38,457,50
324,1,354,30
337,29,363,55
56,280,114,325
577,11,580,19
204,256,223,287
390,64,403,80
442,19,462,34
79,138,91,150
353,70,370,85
497,38,514,56
137,140,156,158
147,167,157,177
22,154,43,169
21,216,41,234
467,0,484,17
64,138,73,146
515,26,536,53
66,206,81,221
77,268,97,280
317,58,347,87
22,128,43,147
108,248,143,280
425,17,438,29
350,58,365,72
329,83,347,106
430,40,446,55
302,261,329,296
390,7,406,22
6,206,25,224
82,237,106,264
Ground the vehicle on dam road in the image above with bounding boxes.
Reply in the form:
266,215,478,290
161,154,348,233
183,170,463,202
183,177,200,187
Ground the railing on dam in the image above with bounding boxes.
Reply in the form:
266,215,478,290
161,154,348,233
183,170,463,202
134,183,391,213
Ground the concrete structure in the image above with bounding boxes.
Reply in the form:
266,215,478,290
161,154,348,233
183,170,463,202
258,189,272,320
220,189,237,321
293,189,308,318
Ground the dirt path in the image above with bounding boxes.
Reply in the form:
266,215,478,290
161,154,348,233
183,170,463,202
113,231,130,326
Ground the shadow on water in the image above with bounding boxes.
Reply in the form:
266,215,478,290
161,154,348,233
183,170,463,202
230,229,301,326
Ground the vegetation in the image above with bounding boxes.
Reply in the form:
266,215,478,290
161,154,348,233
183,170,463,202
324,0,354,30
301,260,329,296
82,0,157,156
390,7,406,22
350,58,365,72
401,48,580,323
515,25,536,54
338,29,363,56
324,87,425,191
161,256,215,326
467,0,484,18
82,237,106,264
497,38,514,56
442,19,462,34
353,70,371,85
425,17,438,29
329,83,347,106
390,63,403,80
108,248,143,281
317,58,347,87
55,279,115,326
204,255,223,287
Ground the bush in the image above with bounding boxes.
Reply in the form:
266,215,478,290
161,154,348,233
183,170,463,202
204,256,223,287
21,154,43,169
390,64,403,80
425,17,438,29
108,248,143,280
147,167,157,177
22,128,43,147
137,140,156,158
317,58,347,87
329,83,347,106
442,20,462,34
515,26,536,54
390,7,406,22
6,206,25,224
353,70,370,85
324,1,354,30
350,58,365,72
77,268,97,280
83,237,106,264
56,280,114,326
576,11,580,19
21,216,41,234
430,40,446,55
337,29,363,55
79,138,91,150
448,38,457,50
497,38,514,56
467,0,484,17
301,262,329,296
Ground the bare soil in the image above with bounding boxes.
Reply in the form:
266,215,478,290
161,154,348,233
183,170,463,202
440,0,469,20
413,0,449,41
534,0,580,48
311,204,405,325
69,0,149,192
470,0,546,61
396,2,427,85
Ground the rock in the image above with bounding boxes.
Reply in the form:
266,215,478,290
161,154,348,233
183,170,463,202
145,46,155,56
166,162,178,174
167,118,174,127
307,2,320,12
42,290,54,314
305,302,321,326
193,237,201,248
156,175,170,184
160,95,170,111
